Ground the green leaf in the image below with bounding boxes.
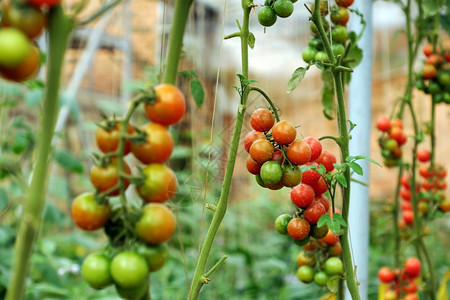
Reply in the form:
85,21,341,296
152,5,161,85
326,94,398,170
328,221,340,233
287,67,308,93
11,132,31,155
190,79,205,108
248,32,256,49
314,60,324,70
333,213,347,228
317,214,330,228
53,149,84,174
321,69,335,120
347,155,382,167
347,161,363,176
441,12,450,34
348,8,366,41
336,174,347,188
327,276,340,293
0,189,8,212
346,42,363,68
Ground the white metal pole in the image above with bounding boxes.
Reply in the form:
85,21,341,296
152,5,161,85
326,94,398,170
346,1,373,299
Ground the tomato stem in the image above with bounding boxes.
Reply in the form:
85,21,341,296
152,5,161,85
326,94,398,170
188,1,252,298
161,0,194,85
5,6,74,300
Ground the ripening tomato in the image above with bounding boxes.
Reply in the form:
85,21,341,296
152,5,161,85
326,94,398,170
251,108,275,132
329,241,342,256
135,203,176,244
281,165,302,187
137,164,177,203
131,123,174,164
304,201,326,224
330,6,349,25
303,136,322,162
417,149,430,162
311,177,328,196
90,158,132,196
296,251,315,267
275,214,292,235
301,162,321,185
145,84,186,126
249,138,274,164
335,0,354,8
287,140,311,165
1,2,46,39
422,64,437,79
287,218,310,240
0,44,40,82
316,150,336,173
423,44,439,57
71,193,111,231
96,122,135,155
243,130,265,152
376,116,391,132
314,194,330,212
246,156,262,175
291,183,315,208
26,0,61,7
403,210,414,225
137,243,169,272
310,224,328,239
272,120,296,145
0,27,31,68
320,229,339,246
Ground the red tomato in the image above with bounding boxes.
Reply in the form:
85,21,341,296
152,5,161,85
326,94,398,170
135,203,176,244
96,122,135,155
286,140,311,165
1,2,46,39
303,136,322,161
320,229,339,246
301,162,321,185
250,108,275,132
315,150,336,173
71,193,111,231
145,84,186,126
376,116,391,132
404,257,421,279
0,45,40,82
90,158,132,196
249,139,274,164
417,149,430,162
272,120,296,145
304,201,326,224
243,130,265,152
26,0,61,7
291,183,315,208
131,123,174,164
246,156,262,175
137,164,177,203
287,218,310,240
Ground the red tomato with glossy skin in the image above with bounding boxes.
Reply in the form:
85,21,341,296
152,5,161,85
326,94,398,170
330,6,349,25
316,150,336,173
287,141,311,165
378,267,396,283
376,116,391,132
303,136,322,161
0,45,40,82
250,108,275,132
246,156,262,175
131,123,174,164
304,201,326,224
417,149,430,162
145,84,186,126
272,120,296,145
301,162,321,185
90,158,131,196
135,203,176,244
96,122,135,155
438,199,450,212
403,210,414,225
1,2,46,39
314,194,330,212
401,201,413,211
404,257,421,278
27,0,61,7
335,0,354,8
291,183,315,208
287,218,310,240
71,193,111,231
249,139,274,164
110,251,148,289
137,164,177,203
311,177,328,196
271,149,285,164
243,130,265,152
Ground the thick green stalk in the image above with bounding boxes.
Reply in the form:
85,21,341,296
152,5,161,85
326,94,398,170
161,0,194,84
311,0,360,298
6,6,74,300
188,2,252,299
393,166,403,267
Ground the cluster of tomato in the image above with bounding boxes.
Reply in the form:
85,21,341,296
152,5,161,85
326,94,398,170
295,237,343,287
0,0,59,82
417,159,450,214
415,43,450,104
257,0,297,27
302,0,354,64
376,117,407,167
71,84,185,299
378,257,422,300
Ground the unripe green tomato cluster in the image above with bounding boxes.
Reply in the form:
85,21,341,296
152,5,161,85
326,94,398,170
302,0,354,64
414,44,450,104
258,0,296,28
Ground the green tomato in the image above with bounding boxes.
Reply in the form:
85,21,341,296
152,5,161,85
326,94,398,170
443,93,450,104
332,43,345,57
428,82,441,94
315,51,330,63
297,265,315,283
258,6,277,27
81,253,113,289
275,214,292,235
310,18,329,35
293,235,310,246
324,257,344,276
115,282,148,300
0,28,31,67
274,0,294,18
260,161,283,184
314,271,329,286
384,139,398,152
310,224,328,239
255,175,266,188
438,72,450,86
332,25,348,43
110,251,149,288
137,243,169,272
302,47,318,63
308,38,323,51
281,165,302,187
